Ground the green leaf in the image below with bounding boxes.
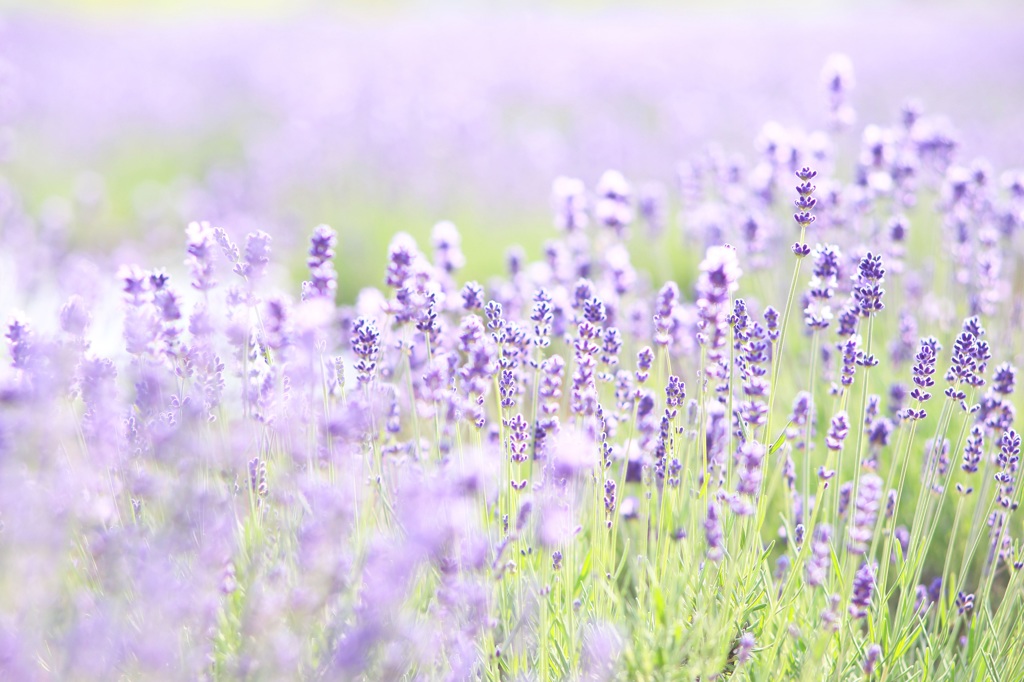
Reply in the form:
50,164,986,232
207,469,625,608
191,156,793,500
653,585,666,625
613,538,632,580
769,422,792,456
829,546,844,590
984,651,1004,682
575,547,592,597
891,620,923,659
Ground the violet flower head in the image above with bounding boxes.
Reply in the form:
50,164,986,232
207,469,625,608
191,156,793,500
185,221,217,291
826,411,850,451
4,315,33,371
461,281,484,312
863,644,882,676
705,501,724,563
583,296,607,325
995,429,1020,510
653,281,679,348
636,346,654,384
603,479,616,528
836,300,859,337
432,220,465,275
507,413,530,465
804,244,841,330
213,226,239,264
867,417,893,448
805,524,832,587
59,295,91,337
351,317,381,385
763,306,780,342
304,224,338,300
385,232,418,289
238,230,272,282
552,176,588,233
848,473,882,554
849,561,877,619
637,182,667,237
956,591,975,616
697,245,741,301
695,245,742,375
792,167,817,258
822,53,856,129
789,390,813,433
908,337,940,414
793,168,818,229
119,263,150,306
945,318,988,398
731,441,765,516
594,169,633,237
993,362,1016,396
530,288,554,347
962,426,984,474
666,375,685,408
485,300,505,334
735,632,755,665
852,252,885,318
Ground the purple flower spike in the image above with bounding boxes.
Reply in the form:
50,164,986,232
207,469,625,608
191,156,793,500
705,501,725,563
852,252,885,318
848,474,882,555
351,317,381,385
863,644,882,676
826,411,850,451
850,561,877,619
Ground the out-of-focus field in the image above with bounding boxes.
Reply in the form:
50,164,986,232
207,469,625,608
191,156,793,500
2,3,1023,305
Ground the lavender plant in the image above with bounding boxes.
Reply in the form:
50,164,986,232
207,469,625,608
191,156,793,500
3,52,1024,682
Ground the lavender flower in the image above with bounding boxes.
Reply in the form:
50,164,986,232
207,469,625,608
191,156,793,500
731,441,765,516
826,411,850,451
993,362,1016,395
850,561,877,619
594,169,633,237
956,591,975,616
461,281,484,311
804,244,841,329
705,501,724,563
822,53,856,129
735,632,755,665
696,245,742,383
303,224,338,300
237,230,272,282
848,474,882,554
805,524,833,587
432,220,465,276
351,317,381,385
793,167,818,233
863,644,882,676
59,295,91,337
185,221,218,291
962,426,984,474
552,176,588,233
996,429,1020,510
945,317,989,398
852,252,885,318
603,479,616,528
906,337,940,419
653,282,678,349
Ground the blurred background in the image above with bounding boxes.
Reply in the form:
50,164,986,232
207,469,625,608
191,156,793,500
1,0,1023,303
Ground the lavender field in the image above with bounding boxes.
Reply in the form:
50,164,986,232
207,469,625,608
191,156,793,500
2,3,1024,680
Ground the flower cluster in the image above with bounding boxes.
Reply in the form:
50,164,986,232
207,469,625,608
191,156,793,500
1,51,1023,682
